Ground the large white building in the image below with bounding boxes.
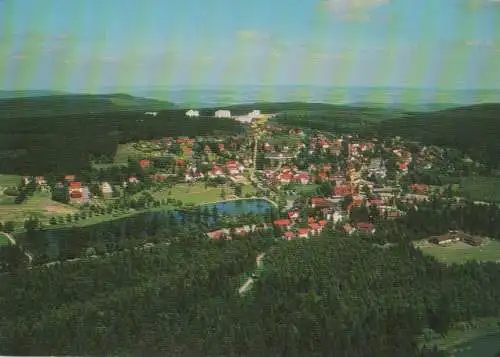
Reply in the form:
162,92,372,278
214,109,231,118
248,110,261,118
185,109,200,118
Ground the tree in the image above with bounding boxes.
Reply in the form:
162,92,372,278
49,217,58,225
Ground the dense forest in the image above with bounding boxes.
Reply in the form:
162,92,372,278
3,224,500,356
375,103,500,170
0,108,244,175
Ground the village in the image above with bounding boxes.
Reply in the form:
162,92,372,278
2,107,486,254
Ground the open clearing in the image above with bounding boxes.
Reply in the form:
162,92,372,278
151,183,228,205
0,192,78,225
415,238,500,264
114,143,143,164
0,174,21,187
420,317,500,357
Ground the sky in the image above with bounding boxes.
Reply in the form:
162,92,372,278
1,0,500,91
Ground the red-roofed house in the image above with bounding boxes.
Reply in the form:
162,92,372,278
283,231,296,240
209,165,225,178
309,222,323,235
343,223,356,235
311,197,330,208
207,229,230,240
288,210,300,220
278,172,293,184
217,143,225,152
274,219,292,230
356,222,376,234
298,228,310,238
294,172,310,184
68,181,82,188
139,159,151,169
307,216,316,224
333,185,351,197
176,159,185,166
64,174,75,181
399,162,409,172
411,184,429,195
318,219,328,227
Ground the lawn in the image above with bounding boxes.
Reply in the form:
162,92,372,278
419,317,500,357
416,238,500,264
0,192,78,225
151,182,228,205
460,176,500,202
114,143,143,164
0,174,21,187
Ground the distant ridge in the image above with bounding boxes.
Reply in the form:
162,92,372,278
0,90,67,99
0,93,177,118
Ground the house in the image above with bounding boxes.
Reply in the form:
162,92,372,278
429,233,460,245
35,176,46,185
248,110,261,118
411,184,429,195
399,161,409,172
283,231,296,240
288,210,300,220
278,172,293,184
139,159,151,169
214,110,231,118
207,229,231,240
226,160,245,175
343,223,356,235
356,222,376,234
209,165,224,178
64,174,76,181
274,219,292,230
101,182,113,196
333,185,351,197
185,109,200,118
128,176,139,184
456,231,483,246
294,172,310,184
308,222,322,235
298,228,310,238
145,111,158,117
311,197,330,208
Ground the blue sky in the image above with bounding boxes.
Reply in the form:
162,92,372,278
1,0,500,90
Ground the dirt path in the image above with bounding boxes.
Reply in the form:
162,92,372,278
238,252,265,295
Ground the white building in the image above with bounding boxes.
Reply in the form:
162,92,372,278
185,109,200,118
214,110,231,118
145,111,158,117
235,115,253,124
248,110,261,118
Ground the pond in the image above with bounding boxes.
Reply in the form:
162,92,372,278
18,199,274,263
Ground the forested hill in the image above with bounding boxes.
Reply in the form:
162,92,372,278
0,93,177,118
376,103,500,168
2,227,497,356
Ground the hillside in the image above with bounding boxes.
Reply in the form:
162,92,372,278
376,103,500,168
0,93,177,118
0,90,67,99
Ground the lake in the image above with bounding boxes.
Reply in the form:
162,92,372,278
19,199,274,263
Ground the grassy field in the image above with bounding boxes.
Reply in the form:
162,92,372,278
460,176,500,202
0,174,21,187
0,191,77,225
416,238,500,264
151,182,228,205
419,317,500,357
114,143,143,164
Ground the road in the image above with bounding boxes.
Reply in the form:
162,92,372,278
238,252,265,295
